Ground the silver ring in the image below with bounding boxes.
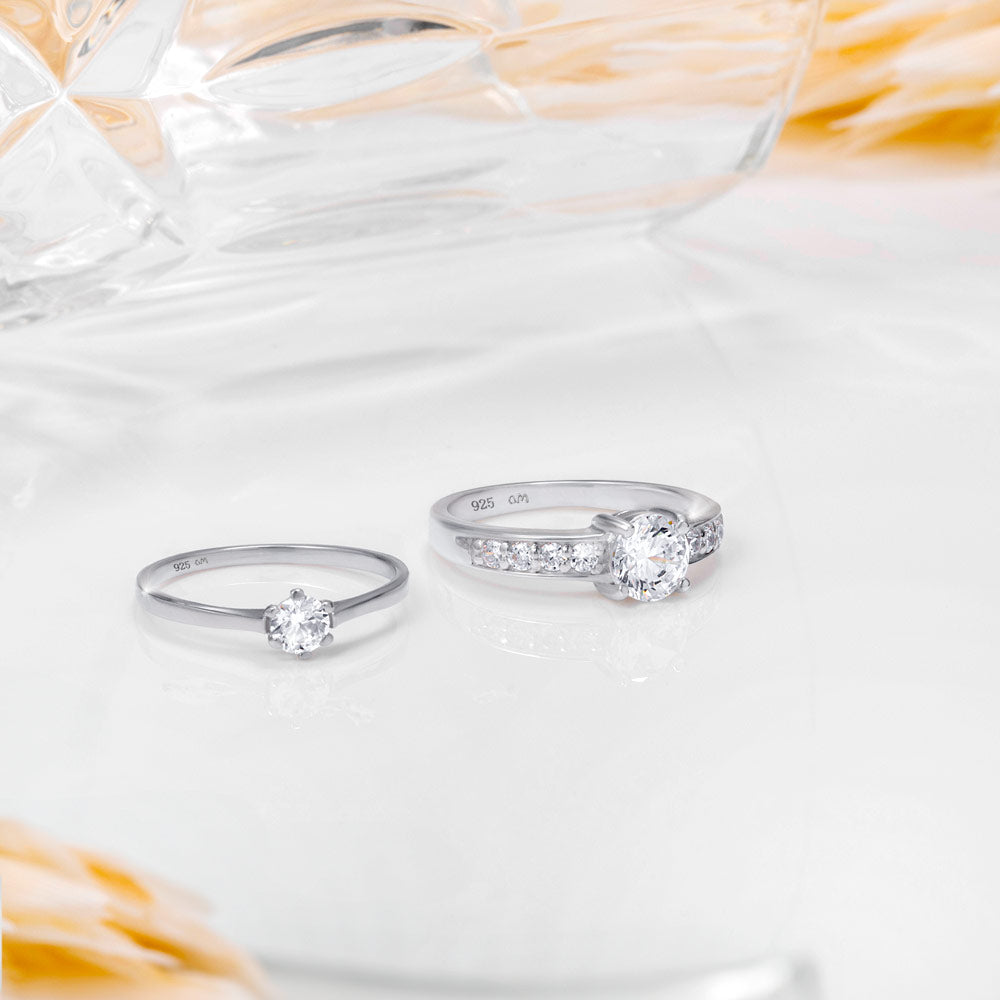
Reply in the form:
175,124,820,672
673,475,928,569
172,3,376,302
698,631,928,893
430,480,724,603
136,544,409,657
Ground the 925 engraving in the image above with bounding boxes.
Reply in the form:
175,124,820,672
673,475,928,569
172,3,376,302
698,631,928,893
173,556,208,573
472,493,529,513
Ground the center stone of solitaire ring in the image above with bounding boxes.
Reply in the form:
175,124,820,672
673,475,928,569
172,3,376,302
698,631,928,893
264,589,335,656
609,511,691,602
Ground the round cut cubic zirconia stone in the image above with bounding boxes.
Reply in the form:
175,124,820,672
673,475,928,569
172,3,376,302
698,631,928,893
265,591,333,655
702,521,717,552
508,542,536,572
482,540,509,570
538,542,569,573
570,542,604,575
611,512,690,602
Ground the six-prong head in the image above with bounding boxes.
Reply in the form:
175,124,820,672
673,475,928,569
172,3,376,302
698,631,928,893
263,589,335,657
601,510,693,603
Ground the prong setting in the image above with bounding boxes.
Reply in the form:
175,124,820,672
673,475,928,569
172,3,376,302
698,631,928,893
608,510,692,602
591,512,633,535
263,588,335,657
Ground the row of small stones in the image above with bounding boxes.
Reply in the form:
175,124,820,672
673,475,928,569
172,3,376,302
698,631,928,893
690,516,725,557
468,539,607,575
468,516,725,574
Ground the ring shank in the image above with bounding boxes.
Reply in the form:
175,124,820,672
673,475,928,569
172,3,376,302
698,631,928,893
137,544,408,632
430,480,722,569
443,481,719,523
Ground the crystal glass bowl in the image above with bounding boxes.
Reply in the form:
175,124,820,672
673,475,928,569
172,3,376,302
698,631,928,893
0,1,820,323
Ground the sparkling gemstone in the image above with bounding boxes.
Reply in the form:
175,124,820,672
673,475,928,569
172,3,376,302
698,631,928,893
470,539,486,566
715,516,725,543
689,531,705,558
482,539,509,569
508,541,536,572
703,521,718,552
538,542,569,573
571,542,604,575
611,512,690,602
264,590,332,656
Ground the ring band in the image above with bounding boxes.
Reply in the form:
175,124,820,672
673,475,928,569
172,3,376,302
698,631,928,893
136,544,409,657
429,480,723,603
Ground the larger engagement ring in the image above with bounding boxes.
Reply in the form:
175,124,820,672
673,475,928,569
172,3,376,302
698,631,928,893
137,544,408,657
430,481,723,603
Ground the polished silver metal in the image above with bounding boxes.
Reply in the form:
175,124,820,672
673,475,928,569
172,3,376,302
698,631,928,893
429,480,723,602
136,544,408,656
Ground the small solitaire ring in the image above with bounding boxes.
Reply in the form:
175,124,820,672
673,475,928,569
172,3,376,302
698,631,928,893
429,480,723,603
136,544,409,657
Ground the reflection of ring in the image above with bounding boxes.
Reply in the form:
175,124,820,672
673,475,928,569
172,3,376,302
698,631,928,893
430,480,724,603
432,554,720,682
136,544,408,658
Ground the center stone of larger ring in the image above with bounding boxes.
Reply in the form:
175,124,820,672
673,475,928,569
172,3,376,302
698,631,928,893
610,512,690,602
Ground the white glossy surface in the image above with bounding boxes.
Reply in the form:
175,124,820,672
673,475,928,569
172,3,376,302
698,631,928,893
1,167,998,1000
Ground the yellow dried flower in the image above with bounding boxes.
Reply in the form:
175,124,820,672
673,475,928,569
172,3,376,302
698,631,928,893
0,821,270,999
788,0,1000,153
